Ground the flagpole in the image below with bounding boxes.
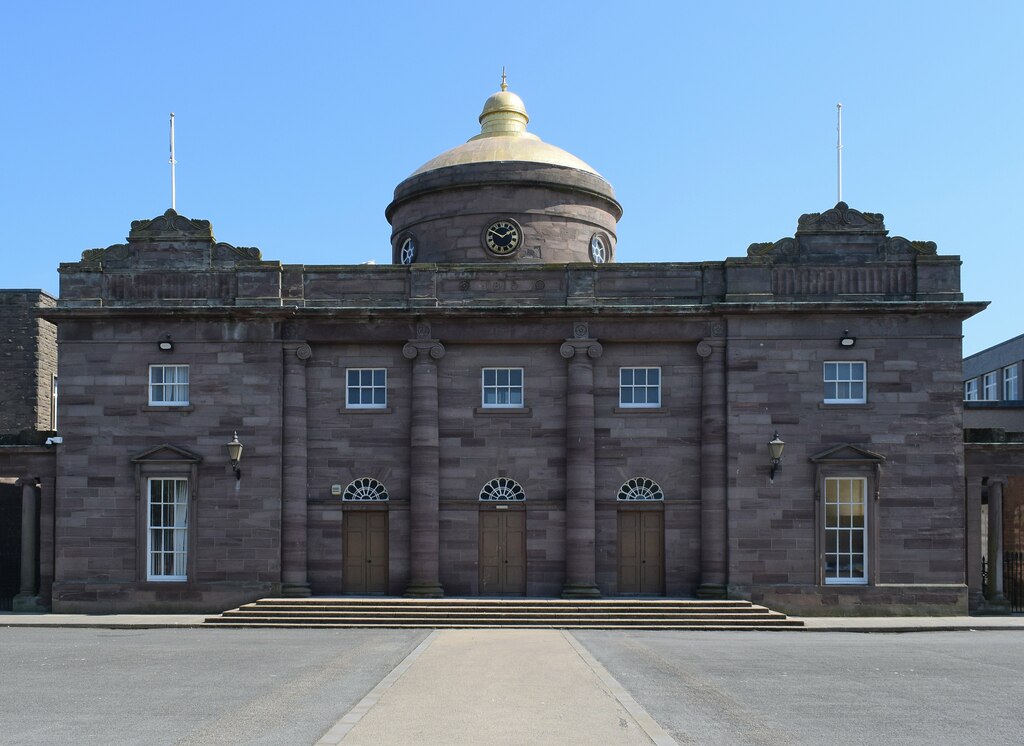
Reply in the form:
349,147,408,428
170,112,177,211
836,103,843,204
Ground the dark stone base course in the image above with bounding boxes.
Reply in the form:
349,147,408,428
51,581,277,614
732,583,968,616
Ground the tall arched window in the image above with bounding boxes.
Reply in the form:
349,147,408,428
342,477,389,501
617,477,664,501
479,477,525,502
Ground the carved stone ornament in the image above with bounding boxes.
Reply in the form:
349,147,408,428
403,340,445,360
560,340,603,360
696,341,713,358
415,321,431,340
295,344,312,361
796,202,887,235
573,322,589,339
886,236,938,256
747,237,797,257
129,209,215,242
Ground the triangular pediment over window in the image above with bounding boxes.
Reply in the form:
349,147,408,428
131,444,203,464
809,444,886,465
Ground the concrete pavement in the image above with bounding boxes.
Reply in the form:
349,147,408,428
3,610,1024,631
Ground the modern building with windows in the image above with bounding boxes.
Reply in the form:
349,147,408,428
1,82,990,614
963,334,1024,611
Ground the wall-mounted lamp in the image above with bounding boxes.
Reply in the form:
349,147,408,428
839,330,856,348
768,431,785,482
158,335,174,352
227,432,243,480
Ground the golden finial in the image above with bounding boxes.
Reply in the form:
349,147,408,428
500,66,508,92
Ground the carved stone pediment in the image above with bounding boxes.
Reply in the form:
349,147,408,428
131,444,203,464
809,444,886,464
796,202,888,235
129,209,215,243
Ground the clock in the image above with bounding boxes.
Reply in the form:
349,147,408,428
399,236,416,265
484,219,522,256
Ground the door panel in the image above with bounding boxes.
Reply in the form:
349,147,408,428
343,511,389,594
479,511,526,595
618,511,663,595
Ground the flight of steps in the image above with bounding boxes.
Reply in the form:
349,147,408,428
204,597,803,630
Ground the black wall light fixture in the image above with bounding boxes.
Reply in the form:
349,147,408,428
227,432,243,480
768,431,785,482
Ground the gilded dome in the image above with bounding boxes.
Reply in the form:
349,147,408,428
409,79,600,177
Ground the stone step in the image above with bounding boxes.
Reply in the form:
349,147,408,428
218,610,788,620
204,597,803,630
204,622,803,631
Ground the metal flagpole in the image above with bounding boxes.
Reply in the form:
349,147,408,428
836,103,843,204
170,113,177,211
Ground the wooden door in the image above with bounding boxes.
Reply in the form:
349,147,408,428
479,511,526,595
343,511,389,594
618,511,664,595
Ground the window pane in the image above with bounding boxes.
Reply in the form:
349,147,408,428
484,369,495,386
373,370,386,387
510,369,522,386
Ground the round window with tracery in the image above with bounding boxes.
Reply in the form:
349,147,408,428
479,477,525,501
343,477,389,501
617,477,664,501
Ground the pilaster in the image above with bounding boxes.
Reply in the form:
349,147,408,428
281,342,312,597
696,337,728,598
402,327,446,597
560,323,602,598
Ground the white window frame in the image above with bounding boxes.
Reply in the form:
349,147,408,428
481,368,524,408
479,477,525,501
147,477,189,581
964,377,979,401
823,477,868,585
342,477,389,501
823,361,866,404
149,364,190,406
982,371,998,401
1003,365,1019,401
619,367,661,408
346,368,387,409
50,373,58,431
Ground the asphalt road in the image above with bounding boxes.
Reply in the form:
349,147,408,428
1,627,429,745
3,628,1022,745
573,630,1024,745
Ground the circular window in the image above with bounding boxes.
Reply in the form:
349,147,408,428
479,477,525,501
617,477,664,501
483,218,522,257
399,236,417,265
590,234,608,264
343,477,389,501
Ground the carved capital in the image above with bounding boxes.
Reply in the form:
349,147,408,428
404,340,445,360
696,341,713,358
415,321,432,340
561,339,603,360
572,321,590,339
284,343,312,362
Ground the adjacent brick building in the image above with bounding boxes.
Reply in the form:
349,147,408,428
9,82,993,614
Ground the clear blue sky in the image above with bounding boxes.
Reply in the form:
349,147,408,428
2,1,1019,355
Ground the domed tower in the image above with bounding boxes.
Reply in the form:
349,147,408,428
386,76,622,265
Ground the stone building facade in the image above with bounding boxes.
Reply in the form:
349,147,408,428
0,290,58,611
14,83,989,615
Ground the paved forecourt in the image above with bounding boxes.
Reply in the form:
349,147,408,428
318,628,674,745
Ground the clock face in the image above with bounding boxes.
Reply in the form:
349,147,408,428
484,219,522,256
399,236,416,265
